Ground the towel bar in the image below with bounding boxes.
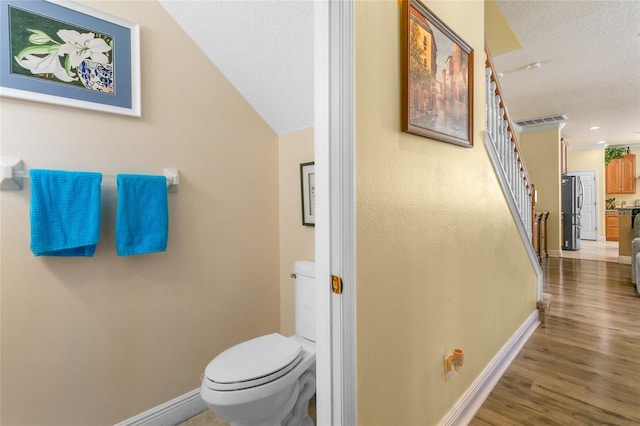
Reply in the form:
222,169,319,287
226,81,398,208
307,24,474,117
0,156,179,191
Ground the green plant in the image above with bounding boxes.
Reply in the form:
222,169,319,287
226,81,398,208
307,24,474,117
605,147,626,165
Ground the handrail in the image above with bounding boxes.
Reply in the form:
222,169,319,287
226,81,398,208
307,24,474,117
485,44,534,202
485,44,537,249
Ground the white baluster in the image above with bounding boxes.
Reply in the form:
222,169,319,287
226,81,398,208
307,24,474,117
493,94,501,151
486,70,493,140
486,59,536,248
499,107,506,164
488,83,495,141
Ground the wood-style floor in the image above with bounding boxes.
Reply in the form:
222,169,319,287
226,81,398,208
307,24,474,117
470,257,640,425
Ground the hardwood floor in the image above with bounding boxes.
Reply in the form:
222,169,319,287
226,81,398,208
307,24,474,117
471,257,640,426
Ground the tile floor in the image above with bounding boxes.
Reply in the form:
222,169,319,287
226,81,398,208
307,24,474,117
560,239,619,263
179,409,229,426
179,400,316,426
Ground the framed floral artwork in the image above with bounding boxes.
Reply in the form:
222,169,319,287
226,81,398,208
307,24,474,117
0,0,140,116
402,0,473,147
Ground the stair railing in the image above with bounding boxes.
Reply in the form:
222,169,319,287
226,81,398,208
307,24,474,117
485,46,536,243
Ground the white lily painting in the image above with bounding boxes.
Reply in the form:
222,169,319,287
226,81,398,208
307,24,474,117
11,9,114,93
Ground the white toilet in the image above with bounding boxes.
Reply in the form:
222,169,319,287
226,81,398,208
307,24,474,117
200,260,316,426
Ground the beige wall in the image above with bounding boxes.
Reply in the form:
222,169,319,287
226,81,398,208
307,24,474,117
0,2,281,424
278,128,315,335
355,1,538,424
519,128,562,254
567,148,606,240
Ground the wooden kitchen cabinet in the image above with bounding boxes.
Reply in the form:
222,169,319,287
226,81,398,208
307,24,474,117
605,210,619,241
606,154,636,194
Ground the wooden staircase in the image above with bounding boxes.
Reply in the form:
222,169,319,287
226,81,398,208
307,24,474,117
485,46,536,239
484,46,543,298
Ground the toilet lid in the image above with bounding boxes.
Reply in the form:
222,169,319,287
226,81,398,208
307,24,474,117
205,333,302,388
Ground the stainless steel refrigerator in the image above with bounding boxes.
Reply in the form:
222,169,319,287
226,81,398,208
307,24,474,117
561,175,584,250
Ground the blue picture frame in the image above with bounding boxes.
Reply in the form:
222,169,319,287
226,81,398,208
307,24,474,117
0,0,140,116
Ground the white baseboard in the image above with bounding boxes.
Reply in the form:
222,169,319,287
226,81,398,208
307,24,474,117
115,388,207,426
618,255,631,265
439,310,540,426
119,311,539,426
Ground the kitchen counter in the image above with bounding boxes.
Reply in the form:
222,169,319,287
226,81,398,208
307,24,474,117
616,208,640,257
613,206,640,211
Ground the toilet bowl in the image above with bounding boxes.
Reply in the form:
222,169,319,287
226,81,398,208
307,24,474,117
200,261,316,426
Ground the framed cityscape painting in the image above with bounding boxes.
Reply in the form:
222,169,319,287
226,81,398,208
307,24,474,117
402,0,473,147
0,0,140,116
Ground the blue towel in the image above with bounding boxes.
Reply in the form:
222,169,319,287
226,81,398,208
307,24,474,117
30,169,102,257
116,174,168,256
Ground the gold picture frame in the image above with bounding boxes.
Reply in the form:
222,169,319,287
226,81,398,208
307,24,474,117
402,0,473,147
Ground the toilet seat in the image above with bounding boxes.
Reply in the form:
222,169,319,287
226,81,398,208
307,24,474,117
204,333,303,391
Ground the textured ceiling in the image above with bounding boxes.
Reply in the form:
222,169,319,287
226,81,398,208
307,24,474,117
493,0,640,149
158,0,314,136
160,1,639,149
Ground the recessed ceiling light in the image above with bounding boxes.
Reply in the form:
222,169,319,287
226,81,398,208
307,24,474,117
597,140,607,144
589,126,600,130
526,62,542,70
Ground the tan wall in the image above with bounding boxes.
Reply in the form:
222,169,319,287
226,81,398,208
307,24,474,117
278,128,315,335
0,2,281,424
567,148,606,240
519,128,562,253
355,1,538,424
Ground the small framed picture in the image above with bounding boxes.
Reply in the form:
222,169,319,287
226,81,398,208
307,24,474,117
300,162,315,226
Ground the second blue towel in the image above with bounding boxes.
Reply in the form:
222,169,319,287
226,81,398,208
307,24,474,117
116,174,168,256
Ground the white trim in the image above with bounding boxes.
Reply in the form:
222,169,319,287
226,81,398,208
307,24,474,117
485,132,544,300
314,0,332,423
439,311,540,426
329,0,357,424
548,249,562,258
114,388,206,426
568,170,598,241
314,1,357,424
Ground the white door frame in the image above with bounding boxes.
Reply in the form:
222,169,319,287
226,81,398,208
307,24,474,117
314,1,356,425
568,169,598,241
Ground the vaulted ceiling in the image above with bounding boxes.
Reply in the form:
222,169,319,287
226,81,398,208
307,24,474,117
159,0,314,136
160,1,639,149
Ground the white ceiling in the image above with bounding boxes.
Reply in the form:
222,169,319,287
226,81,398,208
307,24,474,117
158,0,314,136
160,1,639,148
493,0,640,149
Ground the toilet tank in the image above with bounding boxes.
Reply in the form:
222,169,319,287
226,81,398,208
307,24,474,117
294,260,316,342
